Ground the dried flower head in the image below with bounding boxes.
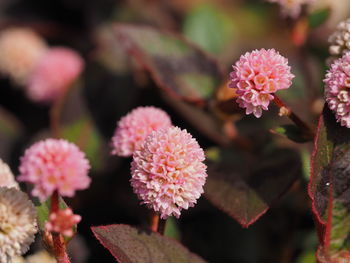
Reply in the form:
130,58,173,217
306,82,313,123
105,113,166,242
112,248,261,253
266,0,314,18
45,208,81,237
18,139,91,201
27,47,84,103
324,52,350,128
0,27,47,85
0,158,18,189
229,49,294,118
131,126,207,219
111,106,172,157
329,18,350,57
0,187,37,263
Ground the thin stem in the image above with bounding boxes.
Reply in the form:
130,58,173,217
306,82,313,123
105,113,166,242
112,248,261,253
150,211,159,232
50,191,71,263
273,95,315,139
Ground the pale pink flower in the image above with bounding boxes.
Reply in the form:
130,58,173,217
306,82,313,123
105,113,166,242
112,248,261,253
131,126,207,219
27,47,84,103
18,139,91,201
111,106,172,157
266,0,315,18
45,208,81,237
229,49,294,118
0,27,47,85
0,158,18,189
324,52,350,128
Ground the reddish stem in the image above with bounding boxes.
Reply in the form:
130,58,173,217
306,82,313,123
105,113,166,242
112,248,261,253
50,191,71,263
149,211,167,235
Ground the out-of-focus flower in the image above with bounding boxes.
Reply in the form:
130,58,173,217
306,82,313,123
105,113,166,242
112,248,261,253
0,187,37,263
45,208,81,237
111,106,172,157
266,0,314,18
229,49,294,118
25,250,56,263
131,126,207,219
329,18,350,57
26,47,84,103
324,52,350,128
18,139,91,201
0,158,18,189
0,27,47,85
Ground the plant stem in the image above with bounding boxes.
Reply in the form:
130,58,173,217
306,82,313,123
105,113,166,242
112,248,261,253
150,211,167,235
50,191,71,263
157,219,167,235
273,95,315,139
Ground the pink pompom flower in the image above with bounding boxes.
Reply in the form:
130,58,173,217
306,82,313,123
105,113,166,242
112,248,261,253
324,52,350,128
18,139,91,201
26,47,84,103
131,126,207,219
111,106,172,157
229,49,294,118
45,208,81,237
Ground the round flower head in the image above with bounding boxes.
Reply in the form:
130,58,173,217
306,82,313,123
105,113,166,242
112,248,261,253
111,106,172,157
0,187,37,263
27,47,84,103
0,27,47,85
0,158,18,189
324,52,350,128
229,49,294,118
45,208,81,237
329,18,350,57
266,0,314,18
18,139,91,201
131,126,207,219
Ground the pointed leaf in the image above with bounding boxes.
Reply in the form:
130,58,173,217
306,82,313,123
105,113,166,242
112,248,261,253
205,146,301,227
91,224,206,263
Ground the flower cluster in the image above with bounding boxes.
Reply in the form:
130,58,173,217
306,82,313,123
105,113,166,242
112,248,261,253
229,49,294,118
329,18,350,57
0,28,47,85
18,139,91,201
0,159,18,189
27,47,84,103
45,208,81,237
266,0,314,18
324,52,350,128
111,106,172,157
0,187,37,263
131,126,207,219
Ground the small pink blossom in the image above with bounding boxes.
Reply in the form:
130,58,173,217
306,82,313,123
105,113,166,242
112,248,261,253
131,126,207,219
18,139,91,201
27,47,84,103
45,208,81,237
111,106,172,157
266,0,315,18
324,52,350,128
229,49,294,118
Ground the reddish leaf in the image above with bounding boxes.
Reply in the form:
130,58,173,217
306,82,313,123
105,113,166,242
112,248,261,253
309,107,350,260
113,23,223,103
91,224,206,263
204,146,301,228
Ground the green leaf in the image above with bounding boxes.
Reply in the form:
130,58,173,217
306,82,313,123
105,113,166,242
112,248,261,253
205,145,301,227
309,107,350,260
271,124,313,143
308,8,330,29
91,224,206,263
114,23,223,103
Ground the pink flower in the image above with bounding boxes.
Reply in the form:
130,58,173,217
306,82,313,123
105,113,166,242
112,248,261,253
131,126,207,219
111,106,172,157
27,47,84,103
324,52,350,128
229,49,294,118
18,139,91,201
45,208,81,237
266,0,315,18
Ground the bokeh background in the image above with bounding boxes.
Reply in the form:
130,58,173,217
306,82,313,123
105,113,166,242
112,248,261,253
1,0,350,262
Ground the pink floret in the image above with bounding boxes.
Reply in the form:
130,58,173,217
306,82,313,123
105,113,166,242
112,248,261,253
27,47,84,103
229,48,294,118
131,126,207,219
45,208,81,237
111,106,172,157
324,52,350,128
18,139,91,201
